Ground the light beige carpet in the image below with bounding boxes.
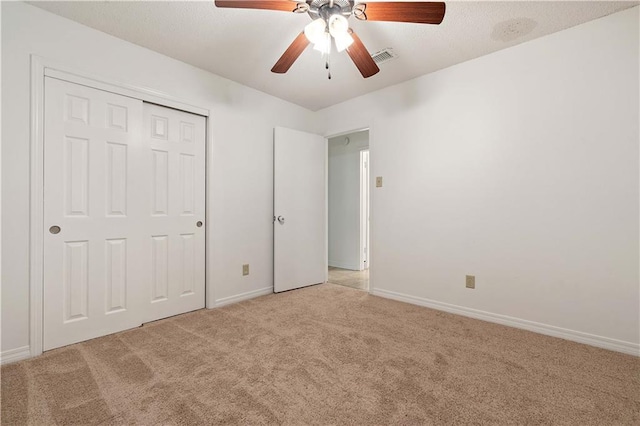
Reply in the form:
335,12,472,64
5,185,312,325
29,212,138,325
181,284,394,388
1,284,639,425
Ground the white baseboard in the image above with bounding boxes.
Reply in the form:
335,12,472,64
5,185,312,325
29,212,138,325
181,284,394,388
372,288,639,357
329,260,360,270
214,286,273,308
1,345,32,365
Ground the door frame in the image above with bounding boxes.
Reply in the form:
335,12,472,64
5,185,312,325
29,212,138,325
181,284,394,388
29,55,214,358
324,127,373,294
359,149,370,271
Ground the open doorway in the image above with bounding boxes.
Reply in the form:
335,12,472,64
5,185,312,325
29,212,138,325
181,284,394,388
327,129,370,291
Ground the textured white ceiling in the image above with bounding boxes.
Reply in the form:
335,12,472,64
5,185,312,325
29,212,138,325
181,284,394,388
29,1,638,111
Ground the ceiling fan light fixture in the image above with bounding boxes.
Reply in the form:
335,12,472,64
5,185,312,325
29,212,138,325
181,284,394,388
328,14,349,38
334,31,354,52
304,18,327,44
313,32,332,55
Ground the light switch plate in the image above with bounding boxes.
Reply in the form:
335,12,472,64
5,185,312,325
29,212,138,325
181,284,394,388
376,177,383,187
242,264,250,276
466,275,475,289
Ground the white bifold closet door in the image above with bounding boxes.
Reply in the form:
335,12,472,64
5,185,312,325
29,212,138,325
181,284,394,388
43,78,205,351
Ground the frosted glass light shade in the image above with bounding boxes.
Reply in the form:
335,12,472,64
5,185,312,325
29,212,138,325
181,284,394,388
304,18,327,44
313,32,331,55
334,31,354,52
328,14,349,37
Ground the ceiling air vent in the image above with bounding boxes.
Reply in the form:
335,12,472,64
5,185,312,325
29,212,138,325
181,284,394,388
371,48,398,65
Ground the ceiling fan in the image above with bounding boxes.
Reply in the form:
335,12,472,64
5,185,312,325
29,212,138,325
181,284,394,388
214,1,446,79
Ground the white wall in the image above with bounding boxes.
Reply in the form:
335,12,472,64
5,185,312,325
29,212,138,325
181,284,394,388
328,130,369,270
319,7,640,353
1,2,319,356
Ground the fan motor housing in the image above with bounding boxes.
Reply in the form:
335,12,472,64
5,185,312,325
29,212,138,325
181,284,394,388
308,0,353,20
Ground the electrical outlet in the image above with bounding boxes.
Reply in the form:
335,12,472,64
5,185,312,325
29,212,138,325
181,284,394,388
242,264,250,276
376,176,383,187
465,275,475,289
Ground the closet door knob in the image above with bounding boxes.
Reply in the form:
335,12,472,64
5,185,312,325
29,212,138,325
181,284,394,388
49,225,61,234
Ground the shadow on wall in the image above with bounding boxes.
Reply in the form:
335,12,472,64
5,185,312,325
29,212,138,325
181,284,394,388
375,73,450,115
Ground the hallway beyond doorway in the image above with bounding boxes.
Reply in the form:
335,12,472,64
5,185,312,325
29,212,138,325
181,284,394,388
328,267,368,291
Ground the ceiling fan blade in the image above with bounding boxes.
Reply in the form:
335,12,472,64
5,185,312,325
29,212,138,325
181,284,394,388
214,1,302,13
354,2,446,24
271,32,310,74
346,29,380,78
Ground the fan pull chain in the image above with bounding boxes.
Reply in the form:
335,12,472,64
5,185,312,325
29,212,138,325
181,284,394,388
325,31,332,79
327,49,332,80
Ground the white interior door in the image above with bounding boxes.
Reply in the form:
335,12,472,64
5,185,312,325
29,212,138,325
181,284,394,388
44,78,146,350
43,78,206,350
274,127,327,293
142,103,206,322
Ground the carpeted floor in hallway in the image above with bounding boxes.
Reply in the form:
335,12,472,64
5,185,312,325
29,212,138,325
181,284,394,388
1,283,639,425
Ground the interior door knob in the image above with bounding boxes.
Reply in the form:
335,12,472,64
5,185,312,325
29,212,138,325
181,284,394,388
49,225,61,234
196,221,203,228
277,216,285,224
